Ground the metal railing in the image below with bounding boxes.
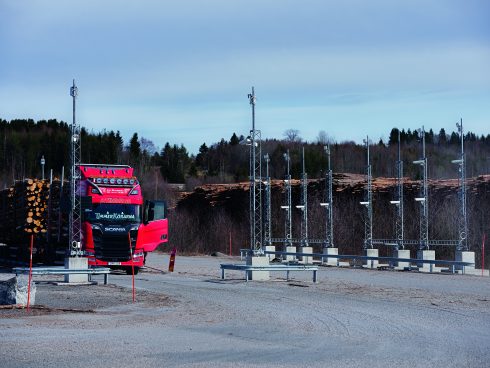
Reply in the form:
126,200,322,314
240,249,474,274
13,266,111,284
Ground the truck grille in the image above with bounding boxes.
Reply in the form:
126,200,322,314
92,229,137,262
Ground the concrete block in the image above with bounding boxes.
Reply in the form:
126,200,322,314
264,246,276,261
363,249,379,269
322,247,338,266
284,246,297,262
455,251,475,273
64,257,89,283
246,256,270,281
0,275,36,306
298,247,313,264
417,250,435,272
393,249,411,269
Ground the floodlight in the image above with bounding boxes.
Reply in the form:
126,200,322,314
239,136,252,145
390,200,400,205
413,160,424,165
360,201,369,205
280,205,289,210
451,159,463,164
295,205,305,209
319,203,329,207
415,197,426,202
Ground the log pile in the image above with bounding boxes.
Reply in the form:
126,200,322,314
0,179,69,263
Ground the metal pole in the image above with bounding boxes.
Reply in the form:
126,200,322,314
283,150,292,248
263,154,272,246
453,119,468,251
247,87,262,254
299,147,308,247
323,145,334,248
363,136,373,249
394,130,404,250
69,80,82,257
41,155,45,180
414,126,429,250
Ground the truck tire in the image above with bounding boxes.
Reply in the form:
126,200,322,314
126,267,139,275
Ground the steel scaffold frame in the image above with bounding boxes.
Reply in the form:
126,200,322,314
263,153,272,247
69,80,82,257
362,137,373,249
413,127,429,250
298,147,308,247
247,87,263,254
283,150,292,248
453,119,468,251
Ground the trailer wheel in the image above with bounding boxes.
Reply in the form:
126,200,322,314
126,267,139,275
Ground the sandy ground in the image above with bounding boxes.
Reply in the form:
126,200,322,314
1,252,490,368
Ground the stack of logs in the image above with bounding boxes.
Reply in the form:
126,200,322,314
19,179,50,234
0,179,69,263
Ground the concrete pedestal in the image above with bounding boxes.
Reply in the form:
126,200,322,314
284,246,297,262
455,251,475,273
264,246,276,261
363,249,379,269
246,256,270,281
298,247,313,264
64,257,89,283
393,249,411,270
322,247,338,266
417,250,435,272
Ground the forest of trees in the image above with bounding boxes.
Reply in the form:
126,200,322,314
1,118,489,192
1,118,489,265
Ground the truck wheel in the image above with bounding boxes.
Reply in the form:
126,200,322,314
126,267,139,275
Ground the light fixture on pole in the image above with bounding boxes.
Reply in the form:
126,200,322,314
40,155,45,180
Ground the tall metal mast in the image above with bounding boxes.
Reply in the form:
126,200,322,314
393,130,404,249
283,150,292,247
452,119,468,251
414,126,429,250
298,147,308,247
362,137,373,249
263,153,272,247
69,80,82,256
322,145,334,248
247,87,263,254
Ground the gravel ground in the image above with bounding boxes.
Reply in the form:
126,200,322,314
1,252,490,368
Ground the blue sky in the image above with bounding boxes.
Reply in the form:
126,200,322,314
1,0,489,153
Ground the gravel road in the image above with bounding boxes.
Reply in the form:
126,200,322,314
1,252,490,368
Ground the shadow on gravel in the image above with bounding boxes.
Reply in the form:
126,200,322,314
0,283,173,319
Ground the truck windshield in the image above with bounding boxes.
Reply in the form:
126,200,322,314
88,203,141,223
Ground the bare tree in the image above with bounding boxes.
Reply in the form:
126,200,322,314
283,129,302,143
140,137,158,155
317,130,334,145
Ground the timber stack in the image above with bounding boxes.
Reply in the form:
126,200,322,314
0,179,69,264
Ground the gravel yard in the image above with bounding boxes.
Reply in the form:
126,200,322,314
1,252,490,368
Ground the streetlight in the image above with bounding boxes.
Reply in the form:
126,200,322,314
40,155,45,180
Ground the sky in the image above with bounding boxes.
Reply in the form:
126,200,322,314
1,0,489,154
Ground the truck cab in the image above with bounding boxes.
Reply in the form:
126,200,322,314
79,164,168,273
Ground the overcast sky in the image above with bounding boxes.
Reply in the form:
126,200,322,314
1,0,489,153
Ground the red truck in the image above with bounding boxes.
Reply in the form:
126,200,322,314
79,164,168,274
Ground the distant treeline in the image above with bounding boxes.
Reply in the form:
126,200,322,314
1,118,489,190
